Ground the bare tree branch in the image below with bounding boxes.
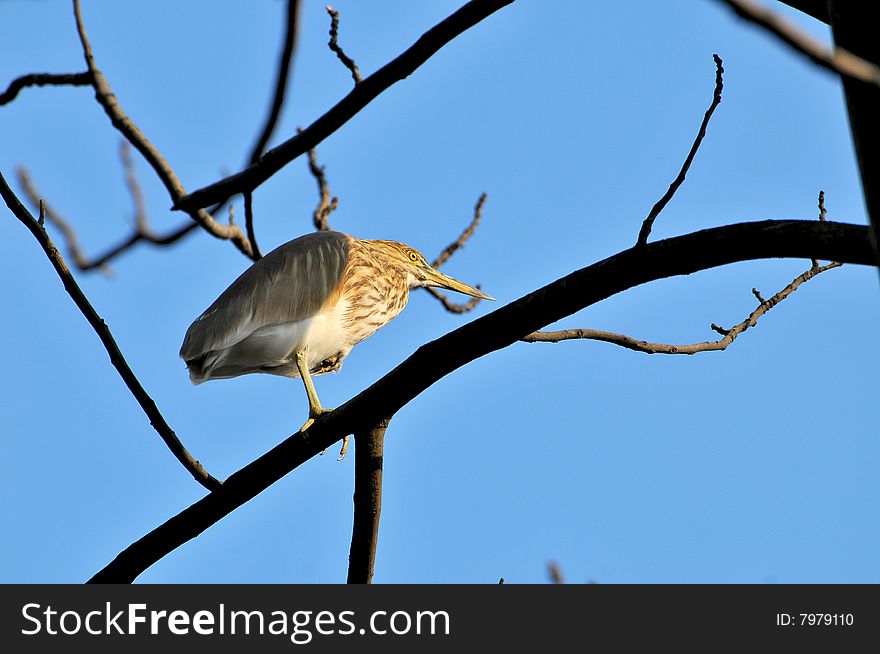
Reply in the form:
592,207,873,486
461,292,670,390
824,4,880,268
248,0,301,165
715,0,880,88
174,0,516,212
427,192,488,313
636,54,724,246
86,219,873,583
432,192,487,268
243,191,261,259
326,5,362,85
347,420,389,584
71,0,255,259
0,170,221,493
524,261,841,353
0,71,91,105
306,144,337,232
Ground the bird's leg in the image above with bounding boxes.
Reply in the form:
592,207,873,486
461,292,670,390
296,348,330,429
295,349,348,459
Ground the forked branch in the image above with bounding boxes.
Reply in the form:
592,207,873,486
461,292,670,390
524,261,842,353
427,192,488,313
0,170,220,492
87,219,873,583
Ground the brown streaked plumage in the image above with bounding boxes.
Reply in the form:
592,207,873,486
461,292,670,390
180,231,492,453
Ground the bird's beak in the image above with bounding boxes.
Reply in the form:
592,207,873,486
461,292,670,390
424,268,494,300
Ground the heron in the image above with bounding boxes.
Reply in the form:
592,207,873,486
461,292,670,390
180,230,492,457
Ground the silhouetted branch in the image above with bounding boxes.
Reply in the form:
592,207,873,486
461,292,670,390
326,6,362,85
636,54,724,246
0,170,221,493
244,191,261,259
306,144,337,232
248,0,301,165
716,0,880,87
524,261,841,353
72,0,255,259
87,219,873,582
347,420,389,584
0,71,91,105
778,0,828,25
427,192,487,313
175,0,516,212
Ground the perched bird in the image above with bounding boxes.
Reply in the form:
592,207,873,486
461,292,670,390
180,231,492,456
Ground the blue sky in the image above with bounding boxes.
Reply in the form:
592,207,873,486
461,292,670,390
1,0,877,583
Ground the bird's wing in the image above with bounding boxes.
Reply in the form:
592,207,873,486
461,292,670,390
180,231,351,362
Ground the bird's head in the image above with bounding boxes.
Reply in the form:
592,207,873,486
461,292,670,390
377,240,494,300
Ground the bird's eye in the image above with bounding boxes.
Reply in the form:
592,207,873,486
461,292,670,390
408,251,420,263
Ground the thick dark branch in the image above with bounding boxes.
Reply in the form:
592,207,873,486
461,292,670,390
87,219,873,583
347,421,389,584
248,0,301,165
71,0,254,259
523,261,841,353
0,170,220,492
636,55,724,246
175,0,516,212
0,71,91,105
716,0,880,87
326,6,362,85
825,4,880,267
778,0,828,24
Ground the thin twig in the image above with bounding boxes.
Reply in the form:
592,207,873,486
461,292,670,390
716,0,880,88
85,220,873,583
811,190,827,267
326,6,362,85
176,0,516,211
71,0,254,259
248,0,301,165
426,193,488,313
523,262,842,353
432,192,487,268
347,420,389,584
244,191,261,259
306,144,337,231
0,71,92,105
636,54,724,246
0,170,221,492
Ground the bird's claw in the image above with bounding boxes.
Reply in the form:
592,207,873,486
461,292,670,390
302,408,348,461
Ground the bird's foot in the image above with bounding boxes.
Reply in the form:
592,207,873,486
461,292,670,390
301,408,348,461
300,406,333,434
